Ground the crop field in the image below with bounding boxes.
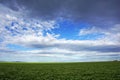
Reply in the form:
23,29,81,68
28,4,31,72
0,61,120,80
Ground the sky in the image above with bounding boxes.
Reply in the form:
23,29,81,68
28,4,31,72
0,0,120,62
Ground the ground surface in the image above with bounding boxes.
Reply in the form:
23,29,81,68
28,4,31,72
0,61,120,80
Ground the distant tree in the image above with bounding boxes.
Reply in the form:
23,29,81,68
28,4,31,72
113,60,118,62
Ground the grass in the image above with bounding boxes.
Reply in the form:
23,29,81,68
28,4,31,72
0,61,120,80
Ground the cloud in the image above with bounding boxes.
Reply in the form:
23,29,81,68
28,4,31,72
1,0,120,27
79,26,101,36
0,48,16,53
0,1,120,62
79,24,120,43
6,33,120,53
0,4,58,51
0,4,58,41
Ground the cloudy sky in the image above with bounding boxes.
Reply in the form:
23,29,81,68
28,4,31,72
0,0,120,62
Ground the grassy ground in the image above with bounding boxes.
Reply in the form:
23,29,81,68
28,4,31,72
0,61,120,80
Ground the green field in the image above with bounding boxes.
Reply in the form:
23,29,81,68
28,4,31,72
0,61,120,80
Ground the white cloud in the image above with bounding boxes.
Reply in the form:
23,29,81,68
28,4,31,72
0,4,58,43
79,24,120,43
0,4,120,62
79,26,101,35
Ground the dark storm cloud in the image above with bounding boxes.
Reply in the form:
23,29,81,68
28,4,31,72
0,0,20,11
86,45,120,53
25,42,120,53
0,0,120,27
0,49,17,53
0,0,65,19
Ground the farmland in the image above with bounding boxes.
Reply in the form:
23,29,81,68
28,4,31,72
0,61,120,80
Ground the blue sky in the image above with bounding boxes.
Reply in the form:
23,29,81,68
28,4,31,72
0,0,120,62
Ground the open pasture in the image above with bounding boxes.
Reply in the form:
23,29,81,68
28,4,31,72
0,61,120,80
